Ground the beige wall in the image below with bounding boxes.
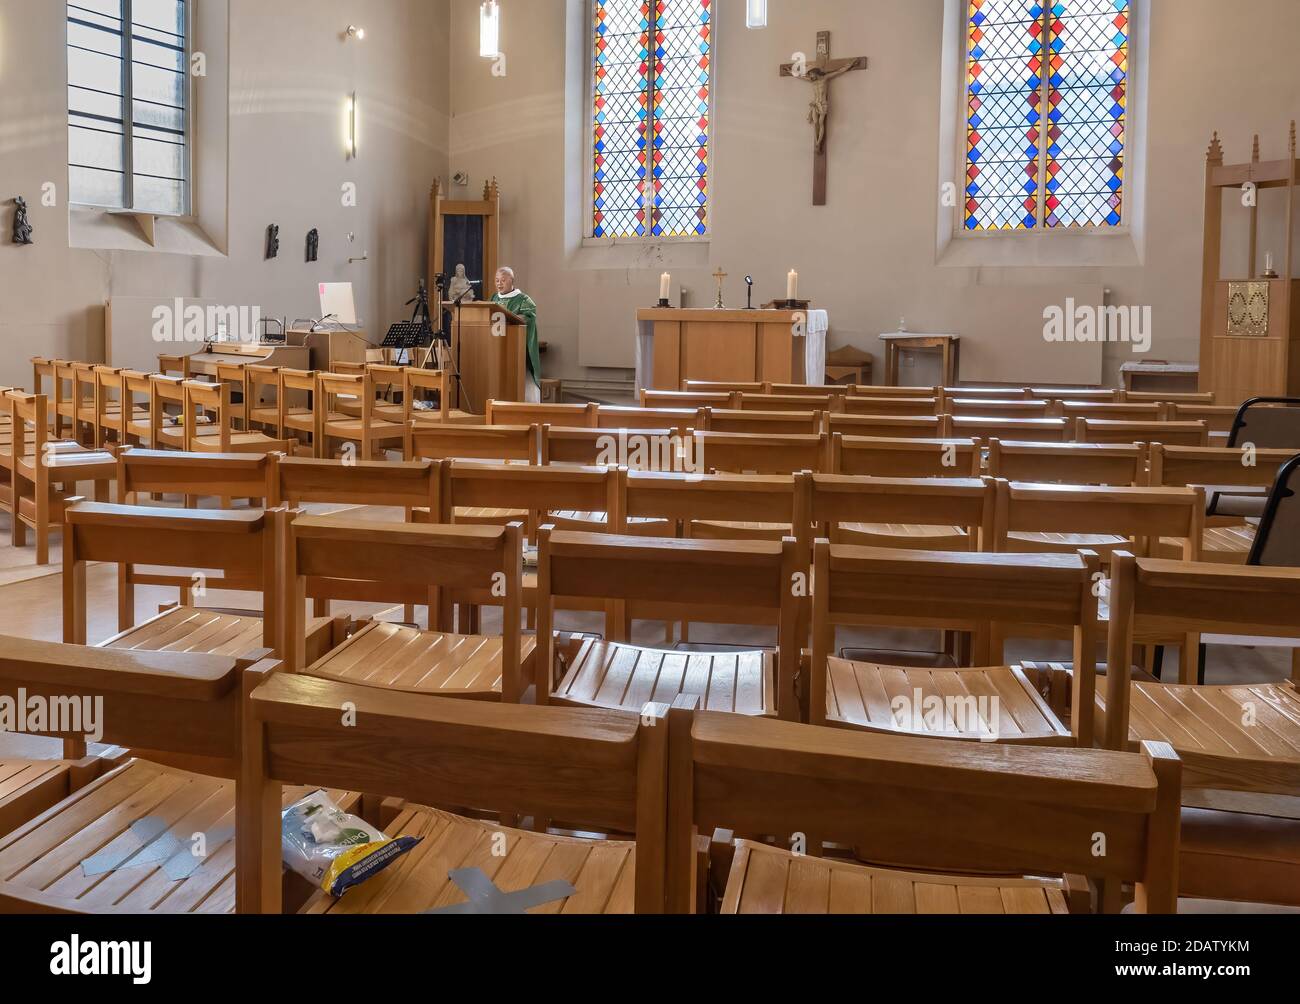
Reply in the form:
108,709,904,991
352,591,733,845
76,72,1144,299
0,0,450,389
447,0,1300,387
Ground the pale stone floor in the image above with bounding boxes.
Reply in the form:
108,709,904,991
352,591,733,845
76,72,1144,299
0,508,1294,914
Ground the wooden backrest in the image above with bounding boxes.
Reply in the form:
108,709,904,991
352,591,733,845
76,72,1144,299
245,365,281,421
683,380,764,394
1062,402,1167,423
535,530,801,717
1126,391,1215,405
241,673,668,913
147,374,187,447
487,400,597,428
840,396,939,417
279,368,318,396
1166,404,1241,434
280,515,523,697
317,371,368,415
811,544,1101,740
1147,443,1297,490
704,408,821,436
828,414,951,440
1033,387,1122,402
272,456,437,511
63,502,276,646
403,367,451,424
988,440,1146,486
695,431,829,474
1075,419,1209,447
833,436,980,478
30,357,55,398
621,470,802,533
439,461,620,539
768,383,851,398
409,422,540,464
93,365,124,428
215,363,249,408
118,448,274,502
850,385,937,400
543,427,686,468
736,392,836,414
948,398,1053,419
642,389,736,410
157,354,190,378
665,704,1179,913
0,636,261,775
1105,555,1300,748
950,417,1070,443
183,380,235,452
993,482,1205,559
597,405,703,435
809,474,995,551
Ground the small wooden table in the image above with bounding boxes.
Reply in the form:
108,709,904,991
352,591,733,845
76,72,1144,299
1121,361,1200,395
879,332,961,387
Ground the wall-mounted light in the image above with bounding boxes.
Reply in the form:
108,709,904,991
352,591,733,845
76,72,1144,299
346,24,365,41
480,1,501,58
344,92,358,159
746,0,767,29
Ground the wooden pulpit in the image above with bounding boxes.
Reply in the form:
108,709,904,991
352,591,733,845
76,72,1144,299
444,301,528,413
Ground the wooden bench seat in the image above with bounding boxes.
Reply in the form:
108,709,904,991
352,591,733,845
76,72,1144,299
303,620,537,700
0,759,86,841
554,639,776,717
101,606,328,662
0,759,351,914
721,840,1071,914
302,807,637,915
1156,525,1256,565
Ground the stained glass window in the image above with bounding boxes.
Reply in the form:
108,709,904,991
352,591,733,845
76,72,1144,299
592,0,711,239
965,0,1128,231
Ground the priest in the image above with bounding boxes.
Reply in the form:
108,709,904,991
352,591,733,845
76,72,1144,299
491,266,542,403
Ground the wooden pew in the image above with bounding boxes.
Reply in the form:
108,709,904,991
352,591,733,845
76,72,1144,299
683,380,764,394
1075,418,1209,446
1167,403,1241,436
117,448,274,509
987,440,1146,487
0,641,360,913
542,426,682,469
736,392,837,414
949,416,1070,443
408,423,539,464
695,431,829,474
597,405,703,437
947,398,1053,419
1062,401,1168,424
665,703,1180,913
536,530,802,720
1126,390,1215,406
850,385,938,400
242,675,669,914
828,414,952,440
704,408,821,436
1033,387,1123,403
840,396,940,417
809,544,1102,745
488,400,597,428
833,436,980,478
642,389,736,411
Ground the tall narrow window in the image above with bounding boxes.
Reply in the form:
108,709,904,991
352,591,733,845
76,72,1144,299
965,0,1129,231
591,0,711,239
67,0,191,216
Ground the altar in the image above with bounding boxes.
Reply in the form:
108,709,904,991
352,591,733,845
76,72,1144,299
635,308,828,391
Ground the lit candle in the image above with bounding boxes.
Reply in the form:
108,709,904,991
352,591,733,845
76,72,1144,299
787,270,799,302
660,272,672,301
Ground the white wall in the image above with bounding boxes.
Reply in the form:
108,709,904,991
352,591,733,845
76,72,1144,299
446,0,1300,387
0,0,450,389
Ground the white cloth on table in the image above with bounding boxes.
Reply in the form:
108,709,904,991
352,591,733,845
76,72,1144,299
636,311,830,389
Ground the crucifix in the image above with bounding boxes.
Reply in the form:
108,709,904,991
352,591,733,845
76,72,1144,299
780,31,868,206
712,267,728,309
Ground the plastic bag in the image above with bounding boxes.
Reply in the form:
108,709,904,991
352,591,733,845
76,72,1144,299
281,791,420,898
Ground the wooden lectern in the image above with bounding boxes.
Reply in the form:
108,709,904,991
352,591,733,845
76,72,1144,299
445,301,528,413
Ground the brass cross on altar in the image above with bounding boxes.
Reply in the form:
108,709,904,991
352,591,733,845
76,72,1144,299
780,31,868,206
712,267,728,309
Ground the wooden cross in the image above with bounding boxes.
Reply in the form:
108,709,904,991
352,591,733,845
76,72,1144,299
780,31,868,206
712,267,728,309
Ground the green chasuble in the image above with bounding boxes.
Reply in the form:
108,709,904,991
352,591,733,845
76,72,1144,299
492,290,542,389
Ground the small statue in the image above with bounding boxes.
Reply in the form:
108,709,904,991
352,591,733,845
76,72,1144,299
266,224,280,259
448,264,476,303
12,196,33,246
306,228,319,263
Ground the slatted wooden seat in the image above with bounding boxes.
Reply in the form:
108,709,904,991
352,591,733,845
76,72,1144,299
243,673,669,914
810,546,1101,745
0,758,96,842
1167,403,1241,435
537,530,801,719
720,841,1071,914
665,706,1180,914
282,515,533,702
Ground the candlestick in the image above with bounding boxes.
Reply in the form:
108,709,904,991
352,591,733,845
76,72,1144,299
787,270,799,302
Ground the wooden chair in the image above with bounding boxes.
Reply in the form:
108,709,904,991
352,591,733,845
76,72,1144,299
1062,401,1167,424
91,365,135,449
1075,418,1209,446
623,469,805,546
948,398,1053,419
242,673,669,914
704,408,821,436
404,366,477,426
183,381,296,456
987,440,1146,487
487,400,597,428
695,431,829,474
438,459,623,538
119,370,159,448
810,544,1102,747
536,530,802,720
316,371,405,461
840,396,939,418
664,703,1180,913
244,365,285,436
810,473,994,553
214,363,251,429
736,392,836,414
642,389,736,411
827,414,952,440
278,369,320,452
408,422,540,464
146,374,194,450
950,416,1070,443
1147,444,1298,565
833,436,980,478
280,514,534,703
52,361,90,443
